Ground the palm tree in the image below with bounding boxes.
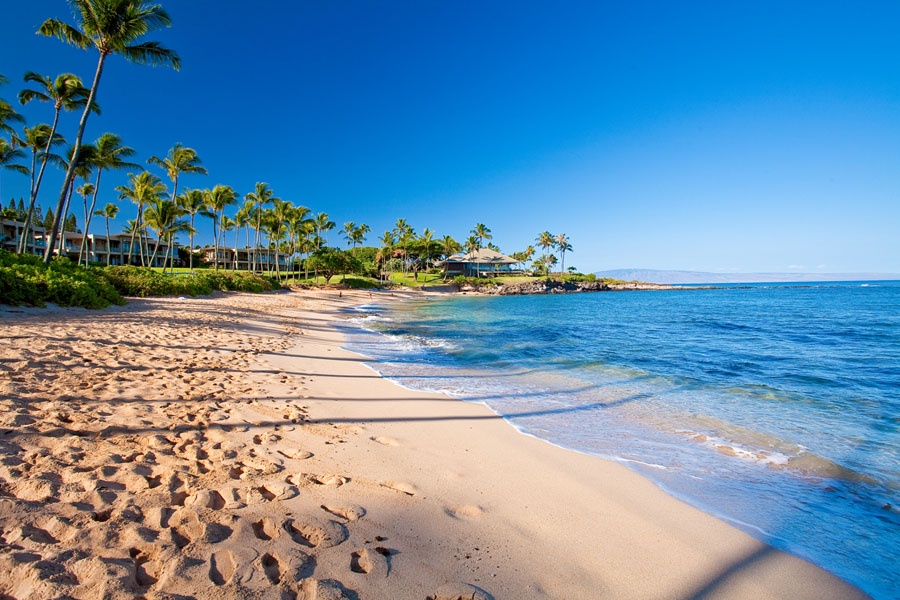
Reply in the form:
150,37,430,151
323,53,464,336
392,218,413,275
13,124,66,253
379,230,396,282
350,223,370,253
464,234,479,255
56,143,97,258
555,233,573,276
175,188,207,271
78,133,137,265
17,72,95,252
116,170,167,266
420,227,435,270
471,223,492,249
264,199,292,280
37,0,180,263
144,197,183,269
536,231,554,265
286,205,311,276
342,221,356,249
203,185,237,270
441,234,460,260
314,212,335,248
93,202,118,265
218,214,236,269
147,142,206,219
0,139,29,249
244,182,274,272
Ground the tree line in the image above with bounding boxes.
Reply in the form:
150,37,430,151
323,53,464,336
0,1,576,280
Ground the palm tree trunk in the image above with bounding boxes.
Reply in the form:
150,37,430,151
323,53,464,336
79,169,104,266
188,214,195,271
20,109,61,254
127,206,141,266
44,53,106,264
104,216,112,266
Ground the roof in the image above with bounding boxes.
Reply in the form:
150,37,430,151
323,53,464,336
441,247,517,265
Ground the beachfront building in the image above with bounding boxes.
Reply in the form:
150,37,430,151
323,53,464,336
2,218,173,266
198,246,290,271
438,247,519,277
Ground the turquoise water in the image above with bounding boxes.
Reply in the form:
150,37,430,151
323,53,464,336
342,282,900,599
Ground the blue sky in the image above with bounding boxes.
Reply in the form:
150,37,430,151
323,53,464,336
1,1,899,273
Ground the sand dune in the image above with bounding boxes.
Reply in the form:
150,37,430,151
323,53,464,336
0,290,866,599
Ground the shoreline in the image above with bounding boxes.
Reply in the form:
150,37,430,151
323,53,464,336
0,290,867,599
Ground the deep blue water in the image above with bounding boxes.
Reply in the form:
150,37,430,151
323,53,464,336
341,282,900,599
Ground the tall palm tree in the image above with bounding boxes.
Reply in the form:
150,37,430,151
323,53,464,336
286,204,311,276
93,202,118,265
17,72,95,253
175,188,207,271
203,185,236,270
350,223,370,253
37,0,180,263
79,133,137,265
342,221,356,249
471,223,492,249
244,182,274,272
0,139,28,249
465,234,479,255
379,230,396,282
13,124,66,253
144,197,185,270
56,143,97,258
536,231,554,264
116,170,167,266
218,214,236,269
264,199,292,280
392,218,413,275
314,212,335,248
555,233,573,276
441,234,460,260
147,142,206,216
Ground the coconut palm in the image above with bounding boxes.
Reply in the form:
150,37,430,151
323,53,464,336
263,199,292,280
203,185,236,270
441,235,460,260
147,143,206,220
55,143,97,258
144,197,183,269
536,231,554,265
116,170,167,266
555,233,573,276
78,133,137,265
37,0,180,263
379,230,396,282
244,182,274,272
175,188,207,271
0,98,24,138
13,124,67,253
350,223,370,253
17,72,95,253
286,205,312,276
314,212,335,248
218,214,236,269
464,234,479,255
93,202,118,265
470,223,492,249
0,139,29,251
342,221,356,249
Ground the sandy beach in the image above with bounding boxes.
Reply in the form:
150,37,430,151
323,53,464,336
0,289,867,600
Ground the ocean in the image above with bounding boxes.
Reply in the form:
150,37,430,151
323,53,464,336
340,282,900,599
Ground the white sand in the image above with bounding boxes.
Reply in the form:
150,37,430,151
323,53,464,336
0,290,867,599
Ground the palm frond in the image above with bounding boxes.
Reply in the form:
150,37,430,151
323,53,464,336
37,18,92,50
120,41,180,69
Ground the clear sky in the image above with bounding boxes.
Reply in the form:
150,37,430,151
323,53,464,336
2,1,899,274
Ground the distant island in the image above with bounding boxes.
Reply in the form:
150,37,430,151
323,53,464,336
596,269,900,285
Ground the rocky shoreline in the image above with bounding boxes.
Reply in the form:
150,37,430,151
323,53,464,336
458,279,709,295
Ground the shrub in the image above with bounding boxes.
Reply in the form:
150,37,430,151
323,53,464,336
0,251,124,309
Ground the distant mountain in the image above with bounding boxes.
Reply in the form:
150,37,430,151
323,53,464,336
595,269,900,285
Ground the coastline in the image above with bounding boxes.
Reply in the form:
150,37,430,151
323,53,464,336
0,290,867,599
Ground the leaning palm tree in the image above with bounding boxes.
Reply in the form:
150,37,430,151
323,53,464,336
78,133,137,265
536,231,554,265
93,202,118,265
116,170,167,266
144,197,184,269
175,188,207,271
18,72,95,252
244,182,274,272
37,0,180,263
13,124,66,253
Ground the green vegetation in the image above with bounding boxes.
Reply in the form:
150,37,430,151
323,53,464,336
0,249,123,308
0,249,280,309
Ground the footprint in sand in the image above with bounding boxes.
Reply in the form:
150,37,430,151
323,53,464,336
129,546,160,588
444,505,485,520
380,481,418,496
286,518,348,549
320,504,366,522
350,547,390,577
260,552,282,584
251,517,280,541
370,436,400,446
209,550,235,586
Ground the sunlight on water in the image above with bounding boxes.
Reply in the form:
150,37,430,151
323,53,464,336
341,282,900,599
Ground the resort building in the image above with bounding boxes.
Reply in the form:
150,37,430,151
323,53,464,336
438,247,519,277
1,219,170,267
198,246,290,271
